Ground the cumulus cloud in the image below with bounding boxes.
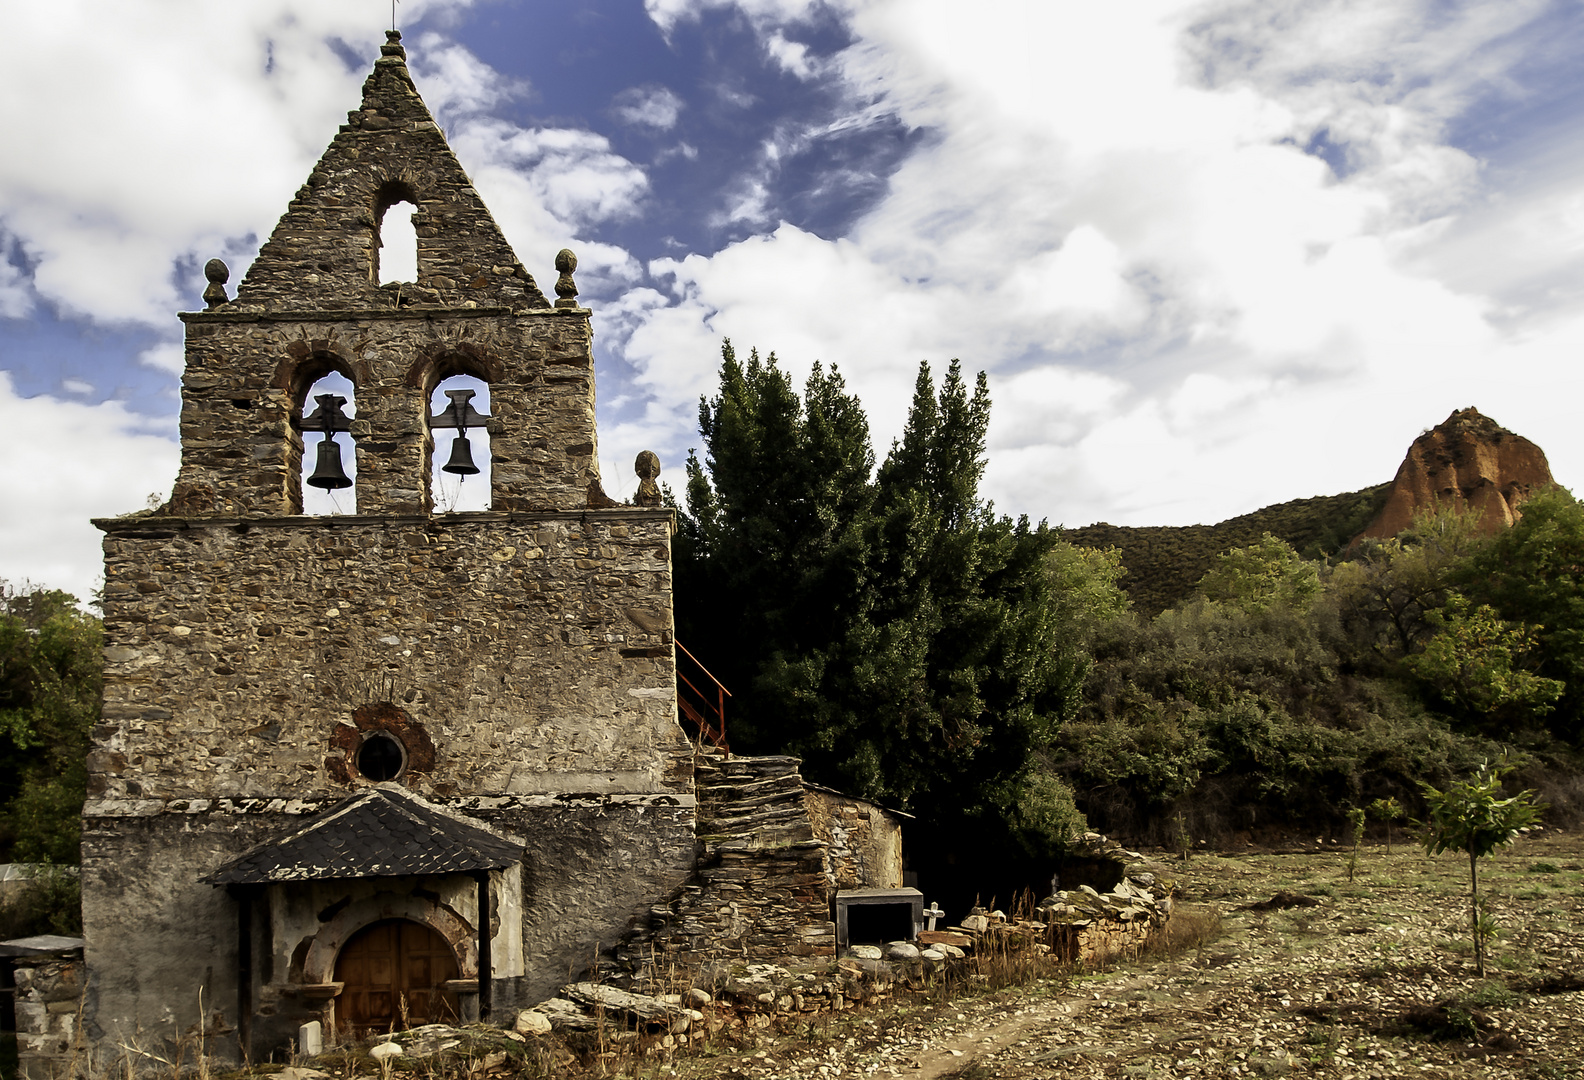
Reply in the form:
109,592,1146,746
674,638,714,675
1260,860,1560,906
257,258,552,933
616,0,1584,527
613,86,685,130
0,374,178,603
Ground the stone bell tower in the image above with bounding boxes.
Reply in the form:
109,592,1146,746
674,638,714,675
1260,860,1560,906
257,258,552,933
83,31,694,1063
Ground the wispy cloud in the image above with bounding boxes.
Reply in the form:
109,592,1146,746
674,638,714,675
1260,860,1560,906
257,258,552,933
613,85,685,129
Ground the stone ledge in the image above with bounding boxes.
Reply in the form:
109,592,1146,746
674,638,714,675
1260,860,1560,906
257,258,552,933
83,791,698,818
93,506,676,534
178,306,591,323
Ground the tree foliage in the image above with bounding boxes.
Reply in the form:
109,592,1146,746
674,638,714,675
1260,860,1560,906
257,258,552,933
1331,506,1488,663
1403,596,1564,727
676,344,1076,852
1420,760,1544,976
0,584,100,864
1460,489,1584,741
1195,533,1319,614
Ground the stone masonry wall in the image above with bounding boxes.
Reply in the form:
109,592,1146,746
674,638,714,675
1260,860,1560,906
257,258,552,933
804,788,904,891
13,954,84,1080
231,33,547,317
621,755,836,990
92,509,686,802
171,308,598,519
81,800,694,1063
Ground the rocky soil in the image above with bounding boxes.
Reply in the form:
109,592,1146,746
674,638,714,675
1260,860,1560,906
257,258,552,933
646,832,1584,1080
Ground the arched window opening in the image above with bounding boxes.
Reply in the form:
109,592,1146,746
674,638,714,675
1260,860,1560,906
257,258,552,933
429,375,491,513
377,200,418,285
301,371,357,515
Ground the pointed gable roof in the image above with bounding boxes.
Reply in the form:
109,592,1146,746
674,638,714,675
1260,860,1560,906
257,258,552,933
232,31,549,313
203,785,524,885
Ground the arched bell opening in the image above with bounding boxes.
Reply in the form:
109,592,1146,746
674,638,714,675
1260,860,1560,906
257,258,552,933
427,374,492,513
373,180,420,286
332,918,461,1036
297,369,358,516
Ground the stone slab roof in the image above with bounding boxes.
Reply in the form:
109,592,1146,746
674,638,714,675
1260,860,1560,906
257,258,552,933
0,935,85,957
204,785,523,885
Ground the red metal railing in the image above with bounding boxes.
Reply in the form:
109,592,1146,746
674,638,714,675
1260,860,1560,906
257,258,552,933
676,639,730,752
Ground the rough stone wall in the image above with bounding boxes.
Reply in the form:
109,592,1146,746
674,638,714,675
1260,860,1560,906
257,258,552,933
804,789,903,891
13,954,84,1080
81,800,694,1061
170,308,598,518
92,510,685,802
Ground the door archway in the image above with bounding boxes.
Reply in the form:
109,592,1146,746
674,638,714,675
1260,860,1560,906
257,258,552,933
334,919,461,1035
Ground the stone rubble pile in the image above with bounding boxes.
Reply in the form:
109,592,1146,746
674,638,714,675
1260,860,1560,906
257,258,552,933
1034,833,1176,964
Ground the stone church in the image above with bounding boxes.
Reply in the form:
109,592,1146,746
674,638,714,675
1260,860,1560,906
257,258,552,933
66,30,910,1071
80,29,701,1060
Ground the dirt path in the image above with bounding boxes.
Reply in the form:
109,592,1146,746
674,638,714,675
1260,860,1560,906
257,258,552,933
668,833,1584,1080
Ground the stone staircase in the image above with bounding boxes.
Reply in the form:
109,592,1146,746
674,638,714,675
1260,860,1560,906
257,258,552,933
617,752,837,987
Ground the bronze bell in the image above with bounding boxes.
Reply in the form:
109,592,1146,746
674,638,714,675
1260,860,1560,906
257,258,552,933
307,434,352,490
442,431,480,476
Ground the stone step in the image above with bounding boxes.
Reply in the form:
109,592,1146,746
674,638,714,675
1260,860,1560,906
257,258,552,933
702,804,812,833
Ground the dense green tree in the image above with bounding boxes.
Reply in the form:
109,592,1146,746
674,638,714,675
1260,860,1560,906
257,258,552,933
0,584,100,864
1331,506,1487,664
677,349,1076,862
675,342,874,752
1403,596,1564,730
1195,533,1320,614
1460,489,1584,742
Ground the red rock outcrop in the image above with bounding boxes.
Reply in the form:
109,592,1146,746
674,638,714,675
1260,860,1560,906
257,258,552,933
1354,408,1554,542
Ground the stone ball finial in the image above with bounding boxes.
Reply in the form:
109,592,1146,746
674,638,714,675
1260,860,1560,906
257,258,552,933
203,259,230,309
634,450,661,506
554,248,579,308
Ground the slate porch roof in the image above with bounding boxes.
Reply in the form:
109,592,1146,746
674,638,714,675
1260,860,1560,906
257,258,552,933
203,784,524,885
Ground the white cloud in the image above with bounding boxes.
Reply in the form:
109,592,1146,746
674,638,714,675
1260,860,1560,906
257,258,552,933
614,0,1584,528
138,343,185,376
61,378,94,396
0,3,498,327
613,86,685,130
448,120,649,290
0,374,178,603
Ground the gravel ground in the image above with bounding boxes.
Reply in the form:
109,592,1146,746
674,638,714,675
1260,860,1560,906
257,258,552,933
654,832,1584,1080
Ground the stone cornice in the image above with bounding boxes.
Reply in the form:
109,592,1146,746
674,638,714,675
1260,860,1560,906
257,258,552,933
93,506,676,536
179,305,591,324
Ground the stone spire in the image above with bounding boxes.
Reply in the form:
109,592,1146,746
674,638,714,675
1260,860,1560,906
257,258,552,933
231,30,550,312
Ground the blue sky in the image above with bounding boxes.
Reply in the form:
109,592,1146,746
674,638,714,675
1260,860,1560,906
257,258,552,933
2,0,1583,601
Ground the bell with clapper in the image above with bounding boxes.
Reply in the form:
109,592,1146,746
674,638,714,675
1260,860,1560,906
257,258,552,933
308,433,353,489
302,393,354,491
442,431,480,476
428,388,489,478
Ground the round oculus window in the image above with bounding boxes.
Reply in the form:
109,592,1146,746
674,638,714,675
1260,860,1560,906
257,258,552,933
356,731,406,782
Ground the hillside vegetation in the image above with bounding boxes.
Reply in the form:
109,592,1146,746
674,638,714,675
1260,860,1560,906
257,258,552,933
1064,483,1392,617
674,344,1584,911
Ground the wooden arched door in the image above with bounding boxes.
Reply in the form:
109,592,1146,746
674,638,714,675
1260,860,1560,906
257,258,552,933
334,919,461,1035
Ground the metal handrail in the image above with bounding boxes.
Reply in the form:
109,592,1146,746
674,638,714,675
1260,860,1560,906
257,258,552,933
675,639,729,752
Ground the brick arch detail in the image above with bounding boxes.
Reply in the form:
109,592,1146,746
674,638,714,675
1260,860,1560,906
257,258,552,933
302,890,477,984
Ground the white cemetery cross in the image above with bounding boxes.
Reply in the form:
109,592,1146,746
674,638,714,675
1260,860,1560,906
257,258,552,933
923,902,945,931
